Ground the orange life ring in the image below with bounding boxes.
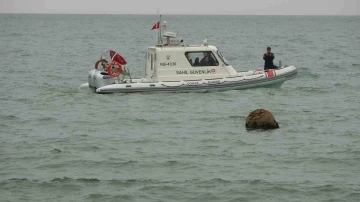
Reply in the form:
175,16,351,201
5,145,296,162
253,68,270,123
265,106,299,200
95,59,108,69
106,61,123,77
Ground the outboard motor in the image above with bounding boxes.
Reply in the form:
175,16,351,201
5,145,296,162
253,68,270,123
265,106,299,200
88,70,96,88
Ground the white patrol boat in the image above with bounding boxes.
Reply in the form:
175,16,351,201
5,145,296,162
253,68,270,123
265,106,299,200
82,19,297,94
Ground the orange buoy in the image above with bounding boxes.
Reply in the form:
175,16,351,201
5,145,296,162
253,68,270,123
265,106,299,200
106,61,123,77
95,59,108,70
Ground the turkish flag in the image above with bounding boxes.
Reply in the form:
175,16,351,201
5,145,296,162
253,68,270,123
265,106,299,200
151,21,160,30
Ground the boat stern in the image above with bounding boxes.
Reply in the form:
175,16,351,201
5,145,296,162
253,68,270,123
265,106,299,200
87,69,116,89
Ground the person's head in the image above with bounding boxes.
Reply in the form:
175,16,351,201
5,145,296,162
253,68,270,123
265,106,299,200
194,57,200,65
266,47,271,54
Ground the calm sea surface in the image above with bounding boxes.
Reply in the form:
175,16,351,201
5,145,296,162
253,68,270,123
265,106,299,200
0,14,360,202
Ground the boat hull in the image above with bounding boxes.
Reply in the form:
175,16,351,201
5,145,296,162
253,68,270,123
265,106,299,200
86,67,297,94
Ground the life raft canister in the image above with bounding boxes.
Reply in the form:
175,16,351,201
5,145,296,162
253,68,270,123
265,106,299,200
110,50,127,65
95,59,108,70
106,61,123,77
265,69,276,78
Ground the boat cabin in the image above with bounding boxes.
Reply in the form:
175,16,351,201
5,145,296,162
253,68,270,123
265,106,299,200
144,30,238,82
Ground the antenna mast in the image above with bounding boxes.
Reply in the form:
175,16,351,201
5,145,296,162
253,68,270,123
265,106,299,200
159,14,162,45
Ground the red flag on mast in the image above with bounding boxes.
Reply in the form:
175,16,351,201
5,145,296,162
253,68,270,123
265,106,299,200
151,21,160,30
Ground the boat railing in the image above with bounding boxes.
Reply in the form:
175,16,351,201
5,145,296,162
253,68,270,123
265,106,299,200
118,66,132,83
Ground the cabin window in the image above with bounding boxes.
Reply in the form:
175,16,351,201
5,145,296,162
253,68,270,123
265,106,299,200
217,50,230,66
185,51,219,67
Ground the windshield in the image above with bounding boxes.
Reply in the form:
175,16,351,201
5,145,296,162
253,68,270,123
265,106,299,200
217,50,230,66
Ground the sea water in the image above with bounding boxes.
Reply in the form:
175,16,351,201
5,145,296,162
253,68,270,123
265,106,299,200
0,14,359,202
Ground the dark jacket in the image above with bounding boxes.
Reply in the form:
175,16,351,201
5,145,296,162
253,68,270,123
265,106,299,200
200,55,216,66
263,53,275,69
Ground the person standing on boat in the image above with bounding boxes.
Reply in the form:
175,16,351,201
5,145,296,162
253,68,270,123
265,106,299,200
263,47,278,70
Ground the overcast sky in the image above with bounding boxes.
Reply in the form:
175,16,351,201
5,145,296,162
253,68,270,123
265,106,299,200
0,0,359,15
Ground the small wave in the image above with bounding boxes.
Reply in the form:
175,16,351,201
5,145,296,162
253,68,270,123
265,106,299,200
352,64,360,67
232,139,253,145
74,146,101,152
326,148,360,155
51,148,62,154
51,177,73,182
1,177,161,186
263,185,300,193
8,178,29,181
199,144,219,149
313,184,342,193
38,159,141,170
323,47,343,54
131,138,161,144
208,178,232,183
311,156,348,165
0,115,20,121
8,32,23,37
348,72,360,78
199,115,246,122
224,56,239,61
334,82,351,88
218,98,233,102
52,177,131,184
325,62,340,69
299,72,320,79
45,74,64,80
86,193,136,201
164,160,179,165
86,194,108,200
76,178,100,183
198,117,220,122
87,193,135,201
50,177,102,183
0,123,11,129
107,178,160,186
133,118,153,124
228,115,246,120
19,52,32,57
346,192,360,201
295,68,319,79
139,185,177,192
201,138,220,143
192,178,274,187
296,86,329,93
13,98,32,103
107,159,139,166
246,127,279,132
37,117,57,123
108,179,137,184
